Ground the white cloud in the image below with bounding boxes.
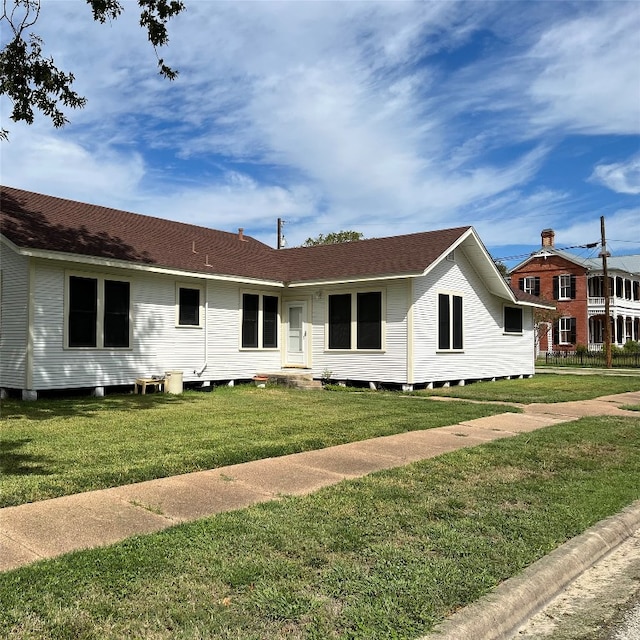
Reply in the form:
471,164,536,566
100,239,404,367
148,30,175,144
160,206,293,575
0,129,146,209
526,3,640,135
559,207,640,250
590,156,640,195
1,1,638,255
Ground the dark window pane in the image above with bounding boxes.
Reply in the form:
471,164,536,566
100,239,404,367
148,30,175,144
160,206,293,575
504,306,523,333
329,294,351,349
438,293,450,350
453,295,463,349
242,293,259,348
357,292,381,349
179,287,200,326
69,276,97,347
263,295,278,348
104,280,130,347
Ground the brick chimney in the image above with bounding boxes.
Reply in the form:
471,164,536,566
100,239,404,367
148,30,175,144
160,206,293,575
541,228,555,247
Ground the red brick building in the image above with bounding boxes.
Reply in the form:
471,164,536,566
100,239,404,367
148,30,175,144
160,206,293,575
510,229,640,353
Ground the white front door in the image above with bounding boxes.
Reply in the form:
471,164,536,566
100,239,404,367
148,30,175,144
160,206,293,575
286,301,308,366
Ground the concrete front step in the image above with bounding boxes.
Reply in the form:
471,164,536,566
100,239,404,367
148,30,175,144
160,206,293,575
255,371,323,390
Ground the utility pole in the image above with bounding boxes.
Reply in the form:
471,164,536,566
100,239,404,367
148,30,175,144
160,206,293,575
600,216,612,368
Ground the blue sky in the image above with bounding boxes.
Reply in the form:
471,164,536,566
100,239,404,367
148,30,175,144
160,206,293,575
2,0,639,266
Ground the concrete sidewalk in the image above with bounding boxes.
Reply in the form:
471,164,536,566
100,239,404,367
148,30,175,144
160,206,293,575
1,390,639,575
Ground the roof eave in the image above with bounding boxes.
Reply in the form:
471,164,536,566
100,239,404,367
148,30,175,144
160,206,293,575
4,239,284,287
429,227,517,302
287,271,422,288
516,300,556,310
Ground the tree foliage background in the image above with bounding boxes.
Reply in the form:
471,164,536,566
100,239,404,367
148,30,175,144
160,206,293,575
0,0,184,139
302,230,364,247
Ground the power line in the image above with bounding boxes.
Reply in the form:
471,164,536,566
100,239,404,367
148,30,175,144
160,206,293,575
494,242,599,263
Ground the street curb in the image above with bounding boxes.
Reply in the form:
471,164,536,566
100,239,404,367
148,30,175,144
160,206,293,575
423,499,640,640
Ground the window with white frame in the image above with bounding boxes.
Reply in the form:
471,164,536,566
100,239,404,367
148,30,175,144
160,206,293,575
519,276,540,297
558,274,573,300
241,293,279,349
176,284,203,326
67,274,131,348
438,293,463,350
327,290,383,350
504,306,523,334
556,317,576,345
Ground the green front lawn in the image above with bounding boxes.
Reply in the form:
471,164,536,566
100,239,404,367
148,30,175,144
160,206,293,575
1,414,639,639
0,386,515,507
418,373,640,403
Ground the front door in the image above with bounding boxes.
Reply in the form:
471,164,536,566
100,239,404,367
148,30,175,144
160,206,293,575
285,301,308,367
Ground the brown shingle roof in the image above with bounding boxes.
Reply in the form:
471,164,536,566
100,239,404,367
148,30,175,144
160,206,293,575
510,286,555,308
1,185,470,284
279,227,471,283
1,185,281,281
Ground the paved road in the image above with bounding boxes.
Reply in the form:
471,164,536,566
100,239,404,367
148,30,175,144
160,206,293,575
609,599,640,640
513,530,640,639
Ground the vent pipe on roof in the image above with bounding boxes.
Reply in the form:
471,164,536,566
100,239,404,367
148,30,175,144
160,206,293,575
238,228,246,242
541,228,555,247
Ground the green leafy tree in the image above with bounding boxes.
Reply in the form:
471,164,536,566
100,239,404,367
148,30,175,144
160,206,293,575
494,260,508,277
303,230,364,247
0,0,185,139
532,307,562,352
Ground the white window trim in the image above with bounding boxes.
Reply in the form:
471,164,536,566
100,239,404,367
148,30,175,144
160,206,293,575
523,277,537,296
437,290,464,353
324,287,386,352
558,316,573,345
558,274,572,301
503,304,524,335
64,270,133,350
175,282,205,328
239,290,281,351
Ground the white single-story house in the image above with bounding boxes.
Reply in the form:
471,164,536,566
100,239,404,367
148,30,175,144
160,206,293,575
0,186,552,399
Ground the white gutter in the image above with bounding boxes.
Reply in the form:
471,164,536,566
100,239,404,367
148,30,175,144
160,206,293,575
1,236,283,288
515,299,556,310
287,273,419,288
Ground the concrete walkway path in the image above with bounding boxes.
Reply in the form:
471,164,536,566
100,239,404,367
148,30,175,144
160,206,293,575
1,390,639,574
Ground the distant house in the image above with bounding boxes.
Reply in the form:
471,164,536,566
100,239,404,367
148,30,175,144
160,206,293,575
510,228,640,353
1,186,551,399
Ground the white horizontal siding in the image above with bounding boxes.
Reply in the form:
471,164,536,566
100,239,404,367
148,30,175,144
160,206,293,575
31,263,162,389
201,282,282,381
24,250,535,392
0,245,29,388
413,249,535,383
306,281,410,384
29,262,283,391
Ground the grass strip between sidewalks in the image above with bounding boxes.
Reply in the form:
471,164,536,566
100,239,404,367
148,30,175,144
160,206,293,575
0,386,516,508
415,373,640,404
2,373,639,507
1,414,639,639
